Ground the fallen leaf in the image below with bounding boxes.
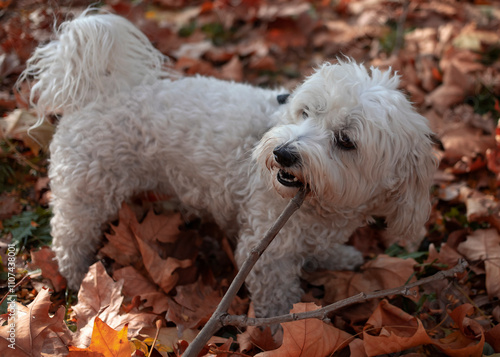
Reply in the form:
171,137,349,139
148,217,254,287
457,229,500,299
68,317,131,356
363,300,432,356
71,262,156,348
426,243,463,269
166,276,222,331
458,186,499,223
101,203,141,266
113,266,169,314
426,85,465,115
256,303,352,357
0,109,54,153
304,255,418,303
0,192,22,220
439,125,495,163
135,236,192,294
139,326,198,353
131,209,183,244
433,304,485,357
485,323,500,352
237,303,280,353
0,288,73,356
29,246,67,291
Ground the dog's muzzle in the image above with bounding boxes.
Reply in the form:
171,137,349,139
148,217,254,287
273,145,303,188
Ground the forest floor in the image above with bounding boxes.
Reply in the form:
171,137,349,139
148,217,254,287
1,0,500,356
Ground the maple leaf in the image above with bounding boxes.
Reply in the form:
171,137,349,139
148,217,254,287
131,209,183,244
68,317,131,356
29,246,67,291
100,203,142,266
256,303,352,357
0,288,73,356
457,229,500,299
166,276,222,331
113,266,169,314
71,262,156,348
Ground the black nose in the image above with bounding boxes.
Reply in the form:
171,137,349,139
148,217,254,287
273,145,299,167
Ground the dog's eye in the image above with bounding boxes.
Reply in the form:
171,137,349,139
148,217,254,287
302,110,308,119
336,133,356,150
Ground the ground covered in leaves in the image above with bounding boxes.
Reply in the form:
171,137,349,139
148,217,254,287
1,0,500,356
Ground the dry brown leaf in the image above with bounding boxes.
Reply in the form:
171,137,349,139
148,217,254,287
237,303,281,353
439,125,495,163
458,186,499,222
29,246,67,291
457,229,500,299
101,203,141,266
0,192,22,220
256,303,352,357
113,266,169,314
432,304,485,357
131,209,183,244
0,109,54,153
166,276,222,331
426,243,463,268
305,255,418,303
485,323,500,352
135,234,192,293
363,301,485,356
426,85,465,115
0,289,73,356
363,299,432,356
71,262,156,348
221,56,243,82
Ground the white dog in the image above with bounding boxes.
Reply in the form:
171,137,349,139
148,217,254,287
23,11,436,318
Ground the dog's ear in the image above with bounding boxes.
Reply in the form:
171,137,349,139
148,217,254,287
384,135,437,250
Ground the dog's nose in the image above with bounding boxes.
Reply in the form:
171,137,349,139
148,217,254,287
273,145,299,167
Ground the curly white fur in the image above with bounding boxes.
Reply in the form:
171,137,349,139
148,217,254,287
23,11,437,318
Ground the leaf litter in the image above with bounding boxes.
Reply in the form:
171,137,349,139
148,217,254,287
0,0,500,356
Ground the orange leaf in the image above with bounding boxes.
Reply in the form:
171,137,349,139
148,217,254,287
256,303,352,357
432,304,484,357
363,300,432,356
69,317,131,356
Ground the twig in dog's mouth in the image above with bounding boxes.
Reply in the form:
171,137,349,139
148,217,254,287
277,169,303,187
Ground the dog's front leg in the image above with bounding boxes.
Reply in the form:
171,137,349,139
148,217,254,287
246,252,304,318
236,226,304,318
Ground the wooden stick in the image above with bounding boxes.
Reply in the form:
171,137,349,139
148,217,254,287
221,259,469,327
182,187,310,357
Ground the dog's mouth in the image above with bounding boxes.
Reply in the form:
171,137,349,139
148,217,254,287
277,169,303,187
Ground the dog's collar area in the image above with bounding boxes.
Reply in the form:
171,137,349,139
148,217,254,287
277,169,303,187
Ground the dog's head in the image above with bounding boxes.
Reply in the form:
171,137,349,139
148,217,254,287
254,60,437,242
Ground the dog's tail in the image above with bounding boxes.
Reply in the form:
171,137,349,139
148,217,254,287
21,9,170,121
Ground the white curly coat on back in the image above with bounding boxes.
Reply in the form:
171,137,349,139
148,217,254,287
23,10,437,318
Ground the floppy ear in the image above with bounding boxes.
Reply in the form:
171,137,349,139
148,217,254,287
384,134,437,251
